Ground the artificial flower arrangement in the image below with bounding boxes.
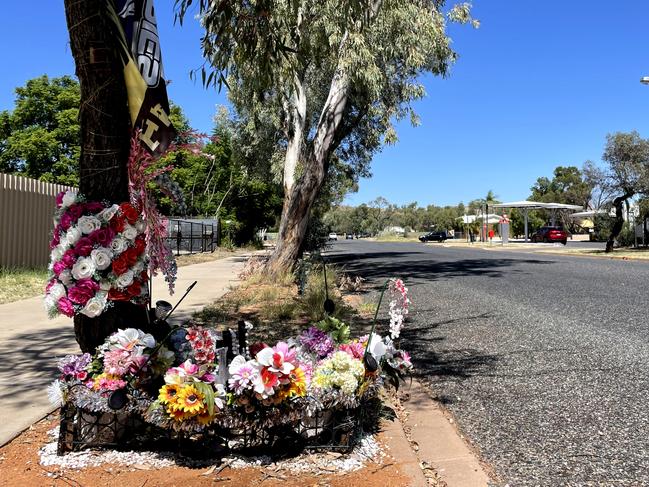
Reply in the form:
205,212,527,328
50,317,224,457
45,190,149,318
52,277,413,445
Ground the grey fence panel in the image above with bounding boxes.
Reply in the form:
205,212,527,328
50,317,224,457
0,174,76,268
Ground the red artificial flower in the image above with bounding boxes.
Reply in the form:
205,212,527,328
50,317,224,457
110,215,126,233
119,202,139,225
124,247,139,266
127,281,142,297
134,237,146,255
111,256,130,276
108,288,131,301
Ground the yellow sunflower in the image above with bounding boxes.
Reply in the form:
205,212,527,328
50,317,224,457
158,384,180,405
176,385,205,415
166,406,190,422
288,367,307,398
196,408,213,425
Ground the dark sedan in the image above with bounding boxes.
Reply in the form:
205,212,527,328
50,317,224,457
419,231,449,242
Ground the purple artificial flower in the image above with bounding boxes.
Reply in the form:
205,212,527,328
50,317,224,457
58,353,92,378
299,326,335,359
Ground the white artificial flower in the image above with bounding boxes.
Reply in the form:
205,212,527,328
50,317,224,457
48,282,66,300
44,295,57,312
110,236,128,254
80,294,107,318
47,380,65,407
71,256,96,280
98,204,119,222
122,224,138,241
116,269,134,288
61,190,76,208
90,247,113,271
59,269,73,286
135,220,146,233
367,333,387,361
64,227,82,246
77,215,101,235
132,261,144,274
50,245,64,262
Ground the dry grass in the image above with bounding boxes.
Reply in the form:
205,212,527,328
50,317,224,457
0,267,48,304
195,264,367,344
374,234,422,242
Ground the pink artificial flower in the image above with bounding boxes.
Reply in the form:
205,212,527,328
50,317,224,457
50,231,61,249
61,249,77,268
338,342,365,360
67,204,84,220
67,279,99,305
45,279,57,294
180,360,200,376
59,213,73,231
53,261,68,276
76,371,88,381
88,227,115,247
55,191,65,207
57,297,75,317
274,341,297,364
74,237,94,257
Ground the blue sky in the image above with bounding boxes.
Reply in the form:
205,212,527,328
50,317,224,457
2,1,649,207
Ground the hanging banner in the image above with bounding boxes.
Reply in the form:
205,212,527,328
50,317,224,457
109,0,176,155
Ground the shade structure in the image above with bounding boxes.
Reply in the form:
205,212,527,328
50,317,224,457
490,201,583,242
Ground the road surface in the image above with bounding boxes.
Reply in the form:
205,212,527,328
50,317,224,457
327,240,649,486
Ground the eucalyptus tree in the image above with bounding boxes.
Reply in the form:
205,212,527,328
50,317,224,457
177,0,477,271
600,131,649,252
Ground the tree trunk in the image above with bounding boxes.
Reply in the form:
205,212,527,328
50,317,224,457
268,70,350,272
605,192,632,253
64,0,145,352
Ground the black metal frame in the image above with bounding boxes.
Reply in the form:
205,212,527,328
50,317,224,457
57,401,372,456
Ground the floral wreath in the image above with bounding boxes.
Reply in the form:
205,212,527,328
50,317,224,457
45,191,149,318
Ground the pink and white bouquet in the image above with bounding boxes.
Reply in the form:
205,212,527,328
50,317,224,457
228,341,309,409
387,278,410,339
45,190,149,319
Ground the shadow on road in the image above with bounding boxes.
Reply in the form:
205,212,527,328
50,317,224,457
327,249,555,285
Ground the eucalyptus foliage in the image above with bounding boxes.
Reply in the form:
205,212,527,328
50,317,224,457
177,0,477,268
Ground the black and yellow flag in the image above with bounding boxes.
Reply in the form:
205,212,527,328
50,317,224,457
109,0,176,156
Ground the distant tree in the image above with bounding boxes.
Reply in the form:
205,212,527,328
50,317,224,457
0,75,80,185
600,131,649,252
529,165,593,231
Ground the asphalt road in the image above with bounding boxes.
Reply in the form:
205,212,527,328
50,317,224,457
326,240,649,486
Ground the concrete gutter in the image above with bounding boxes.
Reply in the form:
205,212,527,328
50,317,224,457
400,380,492,487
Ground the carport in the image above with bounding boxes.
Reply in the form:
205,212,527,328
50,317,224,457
490,200,583,242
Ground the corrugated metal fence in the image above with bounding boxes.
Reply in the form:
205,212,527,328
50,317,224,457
0,173,76,268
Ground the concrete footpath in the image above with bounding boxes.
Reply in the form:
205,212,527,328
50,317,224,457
0,255,245,447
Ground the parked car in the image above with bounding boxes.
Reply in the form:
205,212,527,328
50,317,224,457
345,233,354,240
328,232,338,241
419,231,449,242
530,226,567,244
